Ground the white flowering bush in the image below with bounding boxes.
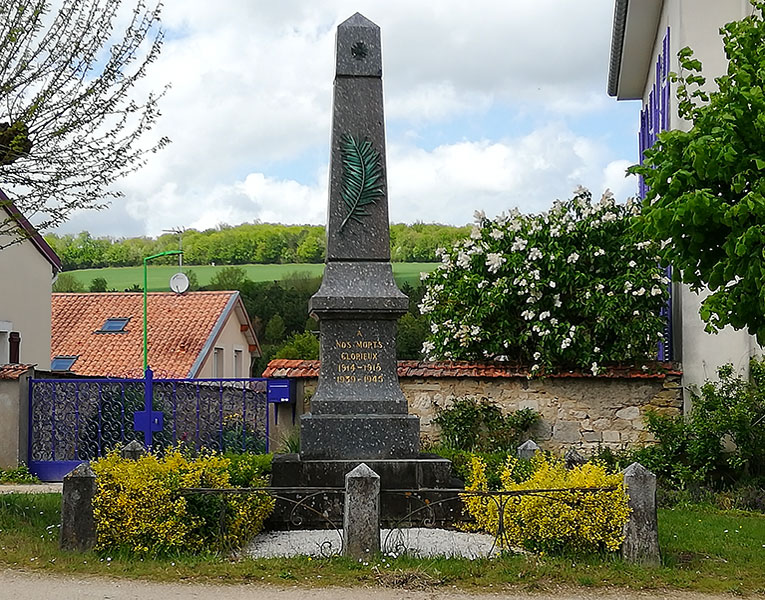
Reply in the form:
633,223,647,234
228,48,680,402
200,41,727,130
419,187,669,374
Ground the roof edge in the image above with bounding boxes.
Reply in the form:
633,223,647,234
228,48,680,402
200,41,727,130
232,297,261,356
263,359,682,380
607,0,629,97
187,291,239,377
0,189,62,273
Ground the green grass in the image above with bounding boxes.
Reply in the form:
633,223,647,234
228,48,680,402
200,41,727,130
1,494,763,593
63,263,438,292
0,466,39,484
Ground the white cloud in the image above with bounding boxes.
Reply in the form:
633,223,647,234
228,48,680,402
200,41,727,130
52,0,638,238
387,124,629,225
602,159,639,201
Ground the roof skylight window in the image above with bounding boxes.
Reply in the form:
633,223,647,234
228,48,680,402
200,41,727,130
51,356,78,371
99,317,130,332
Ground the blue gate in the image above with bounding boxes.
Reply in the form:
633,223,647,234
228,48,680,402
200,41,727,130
28,369,289,481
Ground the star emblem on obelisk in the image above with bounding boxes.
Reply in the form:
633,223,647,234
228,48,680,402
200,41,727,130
351,41,368,60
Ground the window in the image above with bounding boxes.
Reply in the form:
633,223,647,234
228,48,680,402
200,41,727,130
9,332,20,364
213,347,224,378
0,322,10,364
98,317,130,333
233,349,243,378
51,356,78,371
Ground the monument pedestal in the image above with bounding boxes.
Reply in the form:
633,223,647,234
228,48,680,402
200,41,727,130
300,414,420,459
268,453,463,529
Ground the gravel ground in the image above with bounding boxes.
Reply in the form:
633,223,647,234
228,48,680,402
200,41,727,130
1,569,759,600
246,527,498,558
0,483,62,494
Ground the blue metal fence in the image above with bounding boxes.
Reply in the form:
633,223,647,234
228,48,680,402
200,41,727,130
28,369,287,481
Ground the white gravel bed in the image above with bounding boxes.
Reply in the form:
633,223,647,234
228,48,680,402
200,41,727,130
245,527,497,559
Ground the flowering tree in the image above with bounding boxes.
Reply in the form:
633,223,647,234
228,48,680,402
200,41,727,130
0,0,167,246
419,187,669,374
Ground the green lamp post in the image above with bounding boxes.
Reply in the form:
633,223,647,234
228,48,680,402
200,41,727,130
143,250,183,372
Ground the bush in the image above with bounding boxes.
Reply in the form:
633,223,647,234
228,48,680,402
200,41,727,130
224,452,273,487
632,359,765,488
433,396,539,452
52,272,85,292
462,453,629,554
419,188,668,374
89,277,108,292
429,446,533,489
92,449,273,555
274,331,319,360
0,465,39,484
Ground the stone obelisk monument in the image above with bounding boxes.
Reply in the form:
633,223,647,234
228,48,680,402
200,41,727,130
271,14,452,504
302,12,420,459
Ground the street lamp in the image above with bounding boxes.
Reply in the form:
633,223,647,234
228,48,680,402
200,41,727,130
143,250,183,372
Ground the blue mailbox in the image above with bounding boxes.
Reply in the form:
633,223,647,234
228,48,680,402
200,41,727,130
266,379,294,403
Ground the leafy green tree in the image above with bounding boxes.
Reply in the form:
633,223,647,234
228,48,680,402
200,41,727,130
184,269,200,291
53,272,84,292
274,331,319,360
89,277,108,292
281,271,322,295
630,1,765,342
296,230,325,263
0,0,168,245
264,315,286,344
207,266,249,291
396,312,429,360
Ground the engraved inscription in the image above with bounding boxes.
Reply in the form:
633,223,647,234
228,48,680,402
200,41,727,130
334,338,385,384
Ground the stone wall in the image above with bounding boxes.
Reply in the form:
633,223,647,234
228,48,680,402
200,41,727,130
299,372,682,451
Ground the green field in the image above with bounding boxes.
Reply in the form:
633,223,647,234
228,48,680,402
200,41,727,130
64,262,438,292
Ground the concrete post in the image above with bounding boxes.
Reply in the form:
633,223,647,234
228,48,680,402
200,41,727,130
121,440,146,460
564,448,587,469
517,440,540,460
343,463,380,559
60,462,97,551
621,462,660,565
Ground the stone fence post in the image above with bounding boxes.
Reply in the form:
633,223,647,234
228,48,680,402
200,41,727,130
121,440,146,461
60,463,97,551
517,440,540,460
343,463,380,559
564,448,587,469
621,462,660,565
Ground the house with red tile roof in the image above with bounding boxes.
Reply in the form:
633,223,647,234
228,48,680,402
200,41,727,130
51,291,261,378
0,190,62,368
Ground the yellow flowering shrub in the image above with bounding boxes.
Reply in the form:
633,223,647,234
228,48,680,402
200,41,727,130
92,449,274,555
462,453,630,554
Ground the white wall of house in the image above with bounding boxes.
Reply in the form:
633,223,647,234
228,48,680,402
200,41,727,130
629,0,759,407
197,311,253,378
0,234,54,368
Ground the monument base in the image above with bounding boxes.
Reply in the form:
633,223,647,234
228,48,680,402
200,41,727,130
267,453,464,528
300,413,420,459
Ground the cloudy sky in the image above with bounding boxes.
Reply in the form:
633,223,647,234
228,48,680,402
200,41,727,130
57,0,643,238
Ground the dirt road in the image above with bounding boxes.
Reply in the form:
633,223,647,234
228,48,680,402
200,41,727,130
2,569,762,600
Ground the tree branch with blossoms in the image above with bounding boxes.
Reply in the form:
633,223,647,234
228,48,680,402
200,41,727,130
419,187,669,374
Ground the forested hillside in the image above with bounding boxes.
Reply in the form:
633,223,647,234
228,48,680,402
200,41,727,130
44,222,469,271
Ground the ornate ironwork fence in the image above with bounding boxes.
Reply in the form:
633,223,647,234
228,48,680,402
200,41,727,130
174,485,617,559
28,372,278,481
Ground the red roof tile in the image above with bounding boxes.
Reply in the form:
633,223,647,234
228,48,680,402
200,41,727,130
0,364,34,380
52,292,241,378
262,359,681,379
